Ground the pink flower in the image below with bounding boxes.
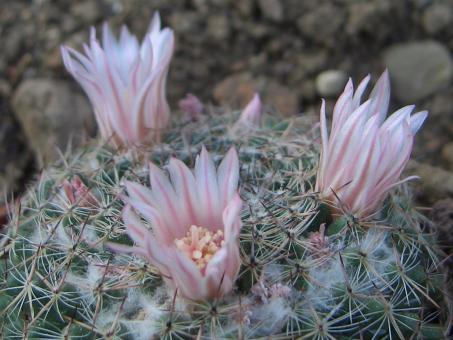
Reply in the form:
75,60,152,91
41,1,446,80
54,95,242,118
235,93,263,129
117,147,242,300
61,13,174,146
316,71,427,218
62,176,98,207
178,93,204,118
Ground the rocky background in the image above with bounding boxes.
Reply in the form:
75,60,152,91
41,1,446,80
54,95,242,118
0,0,453,230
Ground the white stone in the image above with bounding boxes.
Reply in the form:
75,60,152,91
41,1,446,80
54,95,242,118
315,69,348,97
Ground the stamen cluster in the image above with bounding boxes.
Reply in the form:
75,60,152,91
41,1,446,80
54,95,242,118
175,225,224,270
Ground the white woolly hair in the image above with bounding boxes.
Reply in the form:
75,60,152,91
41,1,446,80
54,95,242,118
305,229,395,310
65,263,104,305
261,263,286,283
305,256,344,309
119,289,165,340
357,229,394,277
247,297,292,337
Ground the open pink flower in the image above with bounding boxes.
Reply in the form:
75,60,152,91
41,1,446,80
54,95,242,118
61,13,174,146
234,93,263,129
316,71,427,218
117,147,242,300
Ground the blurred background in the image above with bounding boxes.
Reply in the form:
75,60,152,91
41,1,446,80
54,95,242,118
0,0,452,224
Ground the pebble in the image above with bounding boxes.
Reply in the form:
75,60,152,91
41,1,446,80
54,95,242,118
12,79,96,166
406,160,453,202
259,0,284,22
441,142,453,170
315,70,348,97
384,41,453,102
422,3,452,34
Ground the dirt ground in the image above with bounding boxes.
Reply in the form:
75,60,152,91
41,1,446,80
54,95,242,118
0,0,452,210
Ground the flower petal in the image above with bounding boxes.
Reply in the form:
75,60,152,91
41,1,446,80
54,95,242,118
369,69,390,124
331,78,353,136
125,181,154,205
195,146,222,229
352,74,370,109
217,146,240,208
222,192,243,241
148,162,186,237
125,198,173,244
204,247,231,297
122,205,150,248
168,249,206,300
167,157,200,225
409,110,428,134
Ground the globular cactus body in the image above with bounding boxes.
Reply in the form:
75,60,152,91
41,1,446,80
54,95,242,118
0,113,448,339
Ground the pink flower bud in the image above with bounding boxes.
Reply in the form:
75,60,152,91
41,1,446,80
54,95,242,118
316,70,427,218
62,176,98,207
61,12,174,146
235,93,263,129
178,93,204,120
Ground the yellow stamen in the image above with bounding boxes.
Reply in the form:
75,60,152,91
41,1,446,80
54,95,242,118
175,225,224,270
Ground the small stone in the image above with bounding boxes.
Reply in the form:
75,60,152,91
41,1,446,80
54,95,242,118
406,160,453,203
422,3,452,34
0,80,11,97
346,2,377,35
43,26,61,50
61,14,78,33
207,15,230,40
206,0,231,7
315,70,348,97
169,12,199,34
259,0,284,22
441,142,453,170
45,47,63,69
71,1,104,24
411,0,432,8
192,0,209,13
266,82,299,116
236,1,254,16
384,41,453,102
4,30,23,62
295,51,328,79
246,23,269,39
12,79,96,166
297,4,345,46
431,199,453,248
213,73,256,108
346,1,394,36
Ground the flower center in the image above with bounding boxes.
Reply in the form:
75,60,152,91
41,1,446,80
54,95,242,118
175,225,224,270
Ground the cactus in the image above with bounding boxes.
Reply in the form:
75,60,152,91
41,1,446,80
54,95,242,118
0,111,448,339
